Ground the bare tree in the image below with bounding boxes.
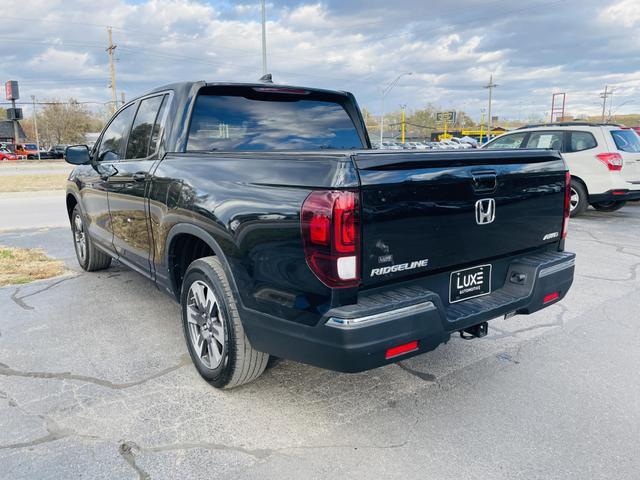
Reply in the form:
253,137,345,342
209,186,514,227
35,99,103,146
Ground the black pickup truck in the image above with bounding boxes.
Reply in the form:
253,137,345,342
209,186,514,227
65,81,575,389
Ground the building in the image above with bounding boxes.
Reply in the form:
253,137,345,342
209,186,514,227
0,120,26,143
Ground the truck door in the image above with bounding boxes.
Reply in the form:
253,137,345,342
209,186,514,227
105,93,169,277
82,103,136,255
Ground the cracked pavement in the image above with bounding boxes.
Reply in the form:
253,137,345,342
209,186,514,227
1,203,639,479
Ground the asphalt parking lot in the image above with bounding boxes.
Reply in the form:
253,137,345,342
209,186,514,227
1,200,639,479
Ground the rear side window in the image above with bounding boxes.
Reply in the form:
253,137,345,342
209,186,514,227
98,104,135,161
187,89,364,151
611,130,640,153
567,131,597,152
484,132,527,149
525,131,564,151
126,95,167,159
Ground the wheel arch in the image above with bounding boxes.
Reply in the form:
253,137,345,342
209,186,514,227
570,174,589,195
66,192,79,221
165,223,241,302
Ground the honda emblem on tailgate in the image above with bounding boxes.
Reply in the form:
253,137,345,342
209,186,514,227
475,198,496,225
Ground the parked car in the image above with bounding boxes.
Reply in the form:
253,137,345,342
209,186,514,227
64,81,575,389
404,141,430,150
482,122,640,216
380,141,402,150
48,145,67,159
0,148,18,160
449,137,473,149
15,143,42,159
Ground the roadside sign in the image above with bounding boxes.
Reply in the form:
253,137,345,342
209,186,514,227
5,80,19,101
436,111,456,125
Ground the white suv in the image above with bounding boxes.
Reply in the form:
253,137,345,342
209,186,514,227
482,123,640,216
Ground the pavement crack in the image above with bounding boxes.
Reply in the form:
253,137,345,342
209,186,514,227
10,275,78,310
119,441,151,480
147,442,273,460
0,415,85,451
0,354,190,390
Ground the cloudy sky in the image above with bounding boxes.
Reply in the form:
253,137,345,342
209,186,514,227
1,0,639,121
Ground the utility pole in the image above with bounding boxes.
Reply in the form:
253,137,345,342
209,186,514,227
600,85,611,123
31,95,41,160
261,0,268,75
379,72,412,144
400,105,406,143
106,27,118,113
121,91,126,107
484,74,498,141
607,88,614,122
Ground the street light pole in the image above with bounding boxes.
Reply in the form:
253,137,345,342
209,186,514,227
31,95,41,160
379,72,412,145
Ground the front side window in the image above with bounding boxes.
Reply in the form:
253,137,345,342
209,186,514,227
611,130,640,153
98,105,135,161
484,132,527,149
125,95,166,159
187,89,363,151
568,131,597,152
525,131,564,151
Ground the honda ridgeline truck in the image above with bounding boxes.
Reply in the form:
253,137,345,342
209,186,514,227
65,82,575,388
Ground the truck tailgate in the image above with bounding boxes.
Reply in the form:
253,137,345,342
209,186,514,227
354,149,567,287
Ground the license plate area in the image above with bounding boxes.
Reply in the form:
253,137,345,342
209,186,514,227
449,264,492,304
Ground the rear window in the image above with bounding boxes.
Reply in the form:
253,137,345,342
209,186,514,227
611,130,640,153
187,88,363,151
568,131,597,152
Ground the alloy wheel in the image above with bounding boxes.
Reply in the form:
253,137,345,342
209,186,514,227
186,280,225,369
570,187,579,212
73,214,87,262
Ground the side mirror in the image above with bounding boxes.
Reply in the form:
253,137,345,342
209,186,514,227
65,145,91,165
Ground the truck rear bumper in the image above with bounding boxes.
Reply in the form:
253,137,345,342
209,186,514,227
241,251,575,373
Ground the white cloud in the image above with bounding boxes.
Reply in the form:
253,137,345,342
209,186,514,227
1,0,639,121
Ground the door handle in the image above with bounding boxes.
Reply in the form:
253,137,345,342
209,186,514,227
132,172,147,182
471,171,497,193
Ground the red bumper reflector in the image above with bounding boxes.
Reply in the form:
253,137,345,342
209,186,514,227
543,292,560,304
385,340,419,359
612,190,628,196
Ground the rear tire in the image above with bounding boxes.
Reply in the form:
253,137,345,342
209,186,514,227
180,256,269,389
71,206,112,271
591,200,626,212
569,180,588,217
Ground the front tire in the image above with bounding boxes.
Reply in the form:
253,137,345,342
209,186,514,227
591,200,626,212
181,256,269,389
569,180,588,217
71,206,112,271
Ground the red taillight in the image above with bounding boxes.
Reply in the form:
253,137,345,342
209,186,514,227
301,190,360,288
562,172,570,239
543,292,560,304
385,340,419,359
596,153,623,171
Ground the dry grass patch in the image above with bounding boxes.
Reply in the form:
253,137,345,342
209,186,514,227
0,246,65,287
0,174,68,192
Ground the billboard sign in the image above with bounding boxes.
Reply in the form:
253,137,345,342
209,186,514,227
5,81,19,101
436,111,456,125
